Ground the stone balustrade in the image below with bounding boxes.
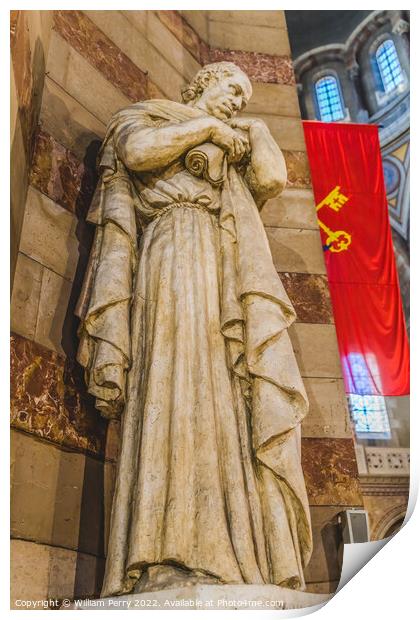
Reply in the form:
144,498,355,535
355,444,410,476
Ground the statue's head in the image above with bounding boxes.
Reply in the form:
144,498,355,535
181,61,252,122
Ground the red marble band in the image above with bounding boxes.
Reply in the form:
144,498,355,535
283,150,312,188
11,333,107,456
53,10,149,103
30,130,97,214
279,273,333,324
208,47,295,86
302,437,363,506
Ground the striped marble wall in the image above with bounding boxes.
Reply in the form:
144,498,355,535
10,10,362,605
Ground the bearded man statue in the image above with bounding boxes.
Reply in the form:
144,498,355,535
76,61,313,597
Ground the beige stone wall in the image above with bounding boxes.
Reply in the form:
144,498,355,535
10,10,54,286
10,10,362,604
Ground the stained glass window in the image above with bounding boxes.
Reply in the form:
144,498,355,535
344,353,391,438
348,394,391,438
375,39,404,93
342,353,375,395
315,76,345,122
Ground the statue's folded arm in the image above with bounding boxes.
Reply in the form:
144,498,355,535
237,119,288,208
114,116,217,173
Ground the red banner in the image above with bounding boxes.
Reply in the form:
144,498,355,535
303,121,409,396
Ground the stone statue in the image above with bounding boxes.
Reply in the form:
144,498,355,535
76,61,313,598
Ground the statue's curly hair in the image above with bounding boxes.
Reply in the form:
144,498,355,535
181,61,251,104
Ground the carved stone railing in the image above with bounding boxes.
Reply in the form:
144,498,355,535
355,445,410,476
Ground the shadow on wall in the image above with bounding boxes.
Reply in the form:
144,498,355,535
45,133,109,598
74,456,106,597
60,138,101,360
321,515,342,587
67,140,106,599
45,134,104,450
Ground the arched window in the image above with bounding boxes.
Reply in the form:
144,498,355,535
375,39,404,93
315,75,345,122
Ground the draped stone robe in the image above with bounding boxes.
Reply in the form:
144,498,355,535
76,100,313,597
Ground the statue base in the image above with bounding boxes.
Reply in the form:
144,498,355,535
65,584,332,611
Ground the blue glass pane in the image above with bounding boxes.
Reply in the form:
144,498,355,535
344,354,391,438
376,39,404,92
315,76,345,122
348,394,391,438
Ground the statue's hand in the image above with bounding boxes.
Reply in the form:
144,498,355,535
208,118,250,163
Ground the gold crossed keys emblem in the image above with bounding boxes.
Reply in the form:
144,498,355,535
317,186,352,253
